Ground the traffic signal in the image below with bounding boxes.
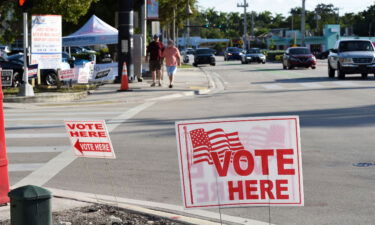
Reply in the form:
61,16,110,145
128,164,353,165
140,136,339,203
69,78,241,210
18,0,32,11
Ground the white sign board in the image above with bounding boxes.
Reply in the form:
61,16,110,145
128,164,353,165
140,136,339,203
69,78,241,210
31,15,62,69
175,116,303,209
65,120,116,159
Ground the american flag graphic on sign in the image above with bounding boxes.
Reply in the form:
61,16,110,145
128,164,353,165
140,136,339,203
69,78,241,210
190,128,246,165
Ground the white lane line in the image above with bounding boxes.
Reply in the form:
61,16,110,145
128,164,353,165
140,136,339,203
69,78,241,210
6,124,64,129
12,101,155,188
262,84,283,89
9,163,44,172
332,81,360,87
7,146,69,153
49,188,272,225
5,117,108,121
5,111,121,117
6,133,67,139
300,82,323,88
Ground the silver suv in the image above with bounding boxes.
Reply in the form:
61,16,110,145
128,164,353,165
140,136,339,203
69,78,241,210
328,39,375,79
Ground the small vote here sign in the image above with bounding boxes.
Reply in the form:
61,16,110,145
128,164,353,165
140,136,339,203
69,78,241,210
65,120,115,159
175,116,303,209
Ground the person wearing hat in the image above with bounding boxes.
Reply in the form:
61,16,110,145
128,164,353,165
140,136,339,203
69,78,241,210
162,40,181,88
146,34,164,87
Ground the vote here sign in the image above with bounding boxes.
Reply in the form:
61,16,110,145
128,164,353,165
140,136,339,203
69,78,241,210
175,116,303,209
65,120,115,159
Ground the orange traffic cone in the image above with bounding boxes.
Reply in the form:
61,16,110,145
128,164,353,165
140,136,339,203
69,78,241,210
0,67,10,204
118,62,131,91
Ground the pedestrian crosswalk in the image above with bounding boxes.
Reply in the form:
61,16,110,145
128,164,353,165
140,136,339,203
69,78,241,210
257,80,374,91
3,106,125,181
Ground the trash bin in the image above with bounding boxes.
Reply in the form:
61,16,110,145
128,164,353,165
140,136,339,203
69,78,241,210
8,185,52,225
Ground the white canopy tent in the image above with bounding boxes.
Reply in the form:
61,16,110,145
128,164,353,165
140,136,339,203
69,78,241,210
63,15,118,47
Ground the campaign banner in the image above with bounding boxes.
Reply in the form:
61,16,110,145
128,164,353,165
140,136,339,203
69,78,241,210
92,63,118,82
147,0,159,20
59,68,78,81
28,64,38,78
175,116,303,209
0,69,12,87
31,15,62,69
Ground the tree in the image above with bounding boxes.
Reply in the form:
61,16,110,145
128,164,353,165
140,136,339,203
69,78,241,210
0,0,99,43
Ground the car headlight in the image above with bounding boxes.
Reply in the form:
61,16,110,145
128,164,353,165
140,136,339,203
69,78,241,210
339,58,353,63
260,55,266,59
246,57,251,59
228,53,232,56
310,56,316,61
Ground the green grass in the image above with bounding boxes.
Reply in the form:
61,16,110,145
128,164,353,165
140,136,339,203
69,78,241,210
179,64,194,69
2,84,99,95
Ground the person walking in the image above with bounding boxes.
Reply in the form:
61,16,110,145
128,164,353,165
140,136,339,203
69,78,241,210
162,40,181,88
146,34,164,87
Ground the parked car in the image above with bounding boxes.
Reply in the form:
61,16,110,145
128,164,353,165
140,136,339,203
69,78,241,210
282,47,316,70
240,48,266,64
328,39,375,79
0,56,24,86
181,48,195,55
193,48,216,67
224,47,242,61
7,53,71,85
316,50,329,59
65,46,96,55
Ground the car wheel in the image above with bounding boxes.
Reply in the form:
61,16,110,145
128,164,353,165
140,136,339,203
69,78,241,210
241,60,245,64
328,63,335,78
45,72,58,86
337,64,346,79
311,66,316,69
193,63,198,67
262,61,266,64
224,57,227,61
361,73,368,79
210,63,216,66
283,63,287,70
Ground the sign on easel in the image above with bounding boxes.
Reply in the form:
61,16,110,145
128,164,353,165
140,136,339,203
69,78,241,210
175,116,303,209
65,120,116,159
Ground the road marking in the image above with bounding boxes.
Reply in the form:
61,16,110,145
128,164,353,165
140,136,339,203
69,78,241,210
333,81,360,87
5,111,121,117
6,133,67,139
5,117,109,121
49,188,273,225
7,146,69,153
12,101,156,188
6,124,64,129
9,163,44,172
300,83,323,88
262,84,283,89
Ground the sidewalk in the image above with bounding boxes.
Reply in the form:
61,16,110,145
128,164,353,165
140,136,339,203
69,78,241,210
3,67,212,109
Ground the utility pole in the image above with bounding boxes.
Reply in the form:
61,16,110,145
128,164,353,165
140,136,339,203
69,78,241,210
117,0,134,83
141,0,147,56
301,0,306,47
172,6,176,41
251,11,255,41
186,0,193,48
237,0,249,50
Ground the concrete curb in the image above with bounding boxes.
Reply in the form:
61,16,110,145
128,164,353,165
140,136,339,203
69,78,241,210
4,91,88,103
47,188,271,225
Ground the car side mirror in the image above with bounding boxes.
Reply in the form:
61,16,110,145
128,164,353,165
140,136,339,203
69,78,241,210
330,49,338,53
69,56,76,61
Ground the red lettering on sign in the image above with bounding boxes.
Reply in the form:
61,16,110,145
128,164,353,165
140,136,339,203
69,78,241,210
255,149,274,175
276,180,289,199
277,149,295,175
228,180,244,200
260,180,275,200
233,150,254,176
245,180,259,199
211,151,231,177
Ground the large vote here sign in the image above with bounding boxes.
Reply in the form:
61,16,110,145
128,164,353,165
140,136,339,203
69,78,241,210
175,116,303,209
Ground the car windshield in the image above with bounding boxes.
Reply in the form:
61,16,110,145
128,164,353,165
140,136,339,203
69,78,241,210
289,48,311,54
339,41,374,52
196,49,212,55
227,48,239,52
247,49,261,53
7,54,23,61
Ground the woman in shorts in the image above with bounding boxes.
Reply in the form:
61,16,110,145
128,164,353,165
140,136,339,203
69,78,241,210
162,40,181,88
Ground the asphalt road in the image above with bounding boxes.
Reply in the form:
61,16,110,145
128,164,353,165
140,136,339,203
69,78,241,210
5,58,375,225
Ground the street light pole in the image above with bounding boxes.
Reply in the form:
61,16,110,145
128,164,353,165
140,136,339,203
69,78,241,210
117,0,134,83
19,12,34,97
301,0,306,47
141,0,147,56
237,0,249,50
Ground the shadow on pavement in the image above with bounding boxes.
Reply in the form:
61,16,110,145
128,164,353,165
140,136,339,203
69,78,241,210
252,77,375,84
123,104,375,129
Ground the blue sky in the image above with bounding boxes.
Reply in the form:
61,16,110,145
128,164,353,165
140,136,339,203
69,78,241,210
198,0,374,16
